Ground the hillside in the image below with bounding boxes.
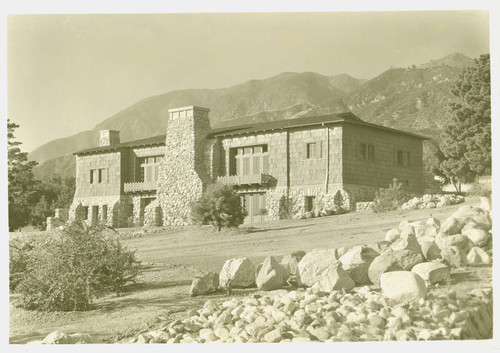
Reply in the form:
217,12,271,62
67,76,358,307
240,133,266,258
31,53,476,179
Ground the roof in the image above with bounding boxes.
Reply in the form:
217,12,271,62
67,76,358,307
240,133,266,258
74,134,166,155
209,112,428,139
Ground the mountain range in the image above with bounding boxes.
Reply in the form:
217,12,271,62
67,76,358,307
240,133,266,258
30,52,475,179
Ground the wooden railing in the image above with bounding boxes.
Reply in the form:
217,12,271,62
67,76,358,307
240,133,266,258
216,173,272,186
124,181,158,193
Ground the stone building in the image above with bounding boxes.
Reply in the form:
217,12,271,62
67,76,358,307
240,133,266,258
69,106,427,227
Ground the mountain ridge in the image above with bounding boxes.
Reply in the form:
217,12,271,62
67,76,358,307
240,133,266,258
31,53,477,180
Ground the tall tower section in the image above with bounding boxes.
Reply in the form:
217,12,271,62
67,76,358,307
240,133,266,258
157,106,211,225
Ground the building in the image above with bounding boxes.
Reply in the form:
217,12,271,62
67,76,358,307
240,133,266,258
69,106,427,227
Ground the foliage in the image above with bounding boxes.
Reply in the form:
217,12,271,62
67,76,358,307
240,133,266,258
372,178,410,213
190,184,247,231
29,196,53,230
466,181,492,198
12,223,141,311
435,54,491,192
8,120,39,231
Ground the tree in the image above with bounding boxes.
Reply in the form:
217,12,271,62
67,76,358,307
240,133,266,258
435,54,491,192
190,184,247,231
30,196,53,230
8,120,39,231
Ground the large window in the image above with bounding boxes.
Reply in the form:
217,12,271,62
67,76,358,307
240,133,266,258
140,156,163,182
234,145,269,176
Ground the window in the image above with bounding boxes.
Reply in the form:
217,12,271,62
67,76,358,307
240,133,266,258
90,170,94,184
90,168,106,184
102,205,108,221
359,143,375,160
82,206,89,220
396,150,411,166
140,155,163,182
306,142,322,159
234,145,269,176
305,196,315,212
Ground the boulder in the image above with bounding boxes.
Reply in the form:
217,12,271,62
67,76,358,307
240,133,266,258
440,217,464,236
480,196,492,213
385,229,400,242
256,256,290,291
398,220,411,230
390,232,422,255
189,272,219,296
462,227,490,247
371,240,392,254
451,205,486,221
435,233,472,253
425,226,439,238
42,331,73,344
440,246,468,268
467,247,491,265
419,241,442,261
409,221,427,238
368,250,424,286
219,257,256,288
298,251,354,291
291,250,307,261
339,245,379,285
380,271,427,302
411,262,450,284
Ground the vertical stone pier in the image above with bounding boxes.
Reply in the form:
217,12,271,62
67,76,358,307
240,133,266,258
157,106,212,226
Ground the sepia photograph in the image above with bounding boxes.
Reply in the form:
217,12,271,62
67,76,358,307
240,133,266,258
3,1,497,349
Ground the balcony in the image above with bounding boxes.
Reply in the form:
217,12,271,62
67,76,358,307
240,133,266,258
216,173,272,186
124,181,158,193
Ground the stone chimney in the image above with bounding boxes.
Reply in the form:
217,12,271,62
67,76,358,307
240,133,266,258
99,130,120,147
157,106,211,226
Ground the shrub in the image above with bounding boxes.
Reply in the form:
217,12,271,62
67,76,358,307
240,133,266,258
190,184,246,231
372,178,410,213
12,222,141,311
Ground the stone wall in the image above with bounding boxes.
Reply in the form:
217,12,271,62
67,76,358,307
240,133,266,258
69,195,131,228
144,200,162,227
157,107,212,226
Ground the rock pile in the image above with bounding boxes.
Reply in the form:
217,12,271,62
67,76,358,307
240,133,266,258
401,194,464,210
127,286,492,343
356,202,375,212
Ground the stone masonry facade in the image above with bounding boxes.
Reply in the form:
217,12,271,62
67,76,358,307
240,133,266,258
68,106,426,227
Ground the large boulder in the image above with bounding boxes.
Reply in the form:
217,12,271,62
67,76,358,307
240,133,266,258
462,227,490,247
219,257,256,288
435,233,472,253
339,245,379,285
409,221,427,238
298,250,354,292
190,272,219,296
467,247,491,265
385,229,400,242
368,249,424,286
380,271,427,302
426,217,441,229
390,232,422,255
42,331,73,344
440,217,464,236
440,246,468,268
451,205,486,221
419,241,442,261
411,262,450,284
256,256,289,291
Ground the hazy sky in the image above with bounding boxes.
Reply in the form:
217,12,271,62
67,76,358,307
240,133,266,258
7,11,490,152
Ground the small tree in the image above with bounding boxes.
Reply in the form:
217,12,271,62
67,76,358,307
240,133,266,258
190,184,246,231
372,178,409,213
30,196,53,230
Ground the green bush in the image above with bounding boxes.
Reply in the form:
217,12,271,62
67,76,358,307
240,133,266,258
11,222,141,311
190,184,247,231
372,178,410,213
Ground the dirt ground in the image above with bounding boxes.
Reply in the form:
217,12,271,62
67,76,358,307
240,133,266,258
9,198,492,344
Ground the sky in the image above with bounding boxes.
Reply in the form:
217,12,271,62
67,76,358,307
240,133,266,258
6,10,490,152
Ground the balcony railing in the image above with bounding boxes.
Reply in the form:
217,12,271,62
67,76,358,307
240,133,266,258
124,181,158,193
216,173,272,186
